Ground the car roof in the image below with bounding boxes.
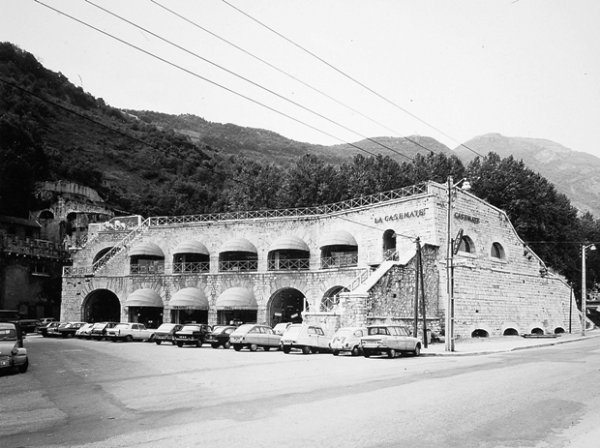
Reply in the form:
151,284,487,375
0,322,17,330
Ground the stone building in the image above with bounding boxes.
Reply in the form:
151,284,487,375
60,182,579,337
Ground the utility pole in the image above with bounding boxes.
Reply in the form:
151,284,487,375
445,177,454,352
581,244,596,336
418,239,428,348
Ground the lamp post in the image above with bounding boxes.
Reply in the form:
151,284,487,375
445,176,471,352
581,243,596,336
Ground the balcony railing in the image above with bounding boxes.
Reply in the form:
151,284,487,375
219,260,258,272
268,258,310,271
129,264,165,275
320,254,358,269
1,235,66,259
172,262,210,274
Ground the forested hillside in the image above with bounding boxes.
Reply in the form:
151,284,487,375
1,42,600,294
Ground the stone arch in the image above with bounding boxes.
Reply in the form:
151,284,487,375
38,210,54,220
382,229,396,258
93,247,114,264
321,285,349,312
531,327,544,335
471,328,489,338
554,327,565,334
491,242,506,260
501,322,520,336
267,287,307,326
503,328,519,336
81,289,121,323
458,235,475,254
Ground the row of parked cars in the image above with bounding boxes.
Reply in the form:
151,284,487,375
37,320,423,358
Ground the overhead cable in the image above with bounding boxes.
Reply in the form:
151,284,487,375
221,0,484,159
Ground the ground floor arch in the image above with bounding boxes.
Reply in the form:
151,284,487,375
82,289,121,323
321,285,349,312
267,287,308,326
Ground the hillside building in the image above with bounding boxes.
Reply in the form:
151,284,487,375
60,182,579,338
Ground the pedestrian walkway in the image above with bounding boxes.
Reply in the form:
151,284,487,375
422,329,600,356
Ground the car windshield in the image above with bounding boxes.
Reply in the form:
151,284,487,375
0,328,17,341
157,324,176,331
368,327,391,336
283,325,302,338
181,325,199,331
233,324,255,334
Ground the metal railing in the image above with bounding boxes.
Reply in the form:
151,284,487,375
320,254,358,269
218,260,258,272
172,262,210,274
268,258,310,271
1,234,66,259
129,264,165,275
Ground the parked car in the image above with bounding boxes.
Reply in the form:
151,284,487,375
75,323,94,339
57,322,87,338
280,323,331,354
361,325,422,358
206,325,236,349
173,324,212,347
153,323,183,345
15,319,38,334
35,317,56,334
89,322,119,340
0,322,28,373
39,321,60,338
47,322,69,337
272,322,292,336
106,323,155,342
229,324,281,351
329,326,367,356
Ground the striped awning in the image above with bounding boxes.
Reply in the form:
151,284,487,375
129,242,164,258
219,238,257,254
269,236,310,252
216,287,258,310
125,288,163,308
319,230,357,248
173,240,209,256
169,287,209,310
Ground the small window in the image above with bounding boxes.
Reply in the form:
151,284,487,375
491,242,505,260
458,236,475,254
316,328,325,336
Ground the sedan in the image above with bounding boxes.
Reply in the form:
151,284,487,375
229,324,281,351
153,323,183,345
206,325,236,349
329,326,367,356
361,325,422,358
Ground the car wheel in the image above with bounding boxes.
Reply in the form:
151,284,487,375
249,343,258,352
233,344,242,351
264,346,270,351
332,350,339,356
363,350,371,358
282,346,291,354
126,335,133,342
223,341,231,349
301,346,311,355
351,346,360,356
176,342,183,347
18,359,29,373
413,344,421,357
155,340,162,345
387,349,396,358
196,340,203,348
211,342,220,349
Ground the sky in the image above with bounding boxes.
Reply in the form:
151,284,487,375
2,0,600,157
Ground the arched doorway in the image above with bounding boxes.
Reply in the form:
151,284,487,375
82,289,121,323
383,229,396,258
267,288,307,326
321,286,349,312
93,247,113,264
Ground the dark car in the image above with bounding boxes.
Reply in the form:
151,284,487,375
47,322,68,337
206,325,236,349
174,324,212,348
35,317,56,334
153,323,183,345
58,322,87,338
40,321,60,338
89,322,119,340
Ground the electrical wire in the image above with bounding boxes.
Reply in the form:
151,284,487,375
150,0,435,156
84,0,411,160
221,0,485,159
34,0,378,157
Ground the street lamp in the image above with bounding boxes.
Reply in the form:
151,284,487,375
581,243,596,336
445,176,472,352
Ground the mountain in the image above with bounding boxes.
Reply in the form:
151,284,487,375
128,110,451,166
455,133,600,215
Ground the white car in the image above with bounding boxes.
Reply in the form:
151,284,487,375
329,326,367,356
280,323,331,354
75,323,94,339
0,322,28,373
106,323,155,342
361,325,422,358
229,324,281,351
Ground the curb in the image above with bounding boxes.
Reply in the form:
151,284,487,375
421,332,600,357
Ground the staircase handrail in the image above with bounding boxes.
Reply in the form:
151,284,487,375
91,218,151,274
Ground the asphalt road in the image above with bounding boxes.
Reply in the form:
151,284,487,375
2,335,600,448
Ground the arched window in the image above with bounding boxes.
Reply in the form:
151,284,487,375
491,242,505,260
458,236,475,254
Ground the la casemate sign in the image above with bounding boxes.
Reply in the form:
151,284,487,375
374,208,427,224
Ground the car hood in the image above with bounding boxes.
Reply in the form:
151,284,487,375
0,340,18,356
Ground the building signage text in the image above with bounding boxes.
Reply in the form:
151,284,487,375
454,212,480,224
374,208,426,224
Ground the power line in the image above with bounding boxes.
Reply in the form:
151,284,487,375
221,0,484,159
34,0,378,158
150,0,435,157
85,0,411,160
